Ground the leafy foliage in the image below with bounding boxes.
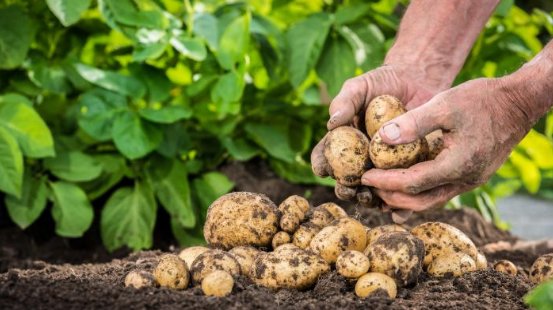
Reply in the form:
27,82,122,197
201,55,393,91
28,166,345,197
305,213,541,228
525,279,553,310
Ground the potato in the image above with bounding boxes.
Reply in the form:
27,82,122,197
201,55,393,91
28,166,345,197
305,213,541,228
280,213,301,233
272,231,291,249
124,270,156,289
365,95,406,138
153,254,190,290
190,250,241,285
318,202,348,219
309,207,335,227
530,254,553,284
355,273,397,299
365,231,424,286
494,260,517,276
475,250,487,270
178,246,210,269
204,192,280,249
427,252,476,277
426,130,444,160
324,126,371,186
411,222,478,267
369,131,428,169
293,223,321,249
201,270,234,297
274,243,302,253
279,195,310,219
366,224,407,247
228,246,260,277
310,217,367,263
251,247,330,290
336,250,370,279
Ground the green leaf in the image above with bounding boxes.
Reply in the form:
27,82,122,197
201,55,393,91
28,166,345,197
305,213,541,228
170,36,207,61
128,64,172,103
348,23,385,71
26,58,72,94
73,63,146,99
0,100,55,158
495,0,514,17
510,150,541,194
49,181,94,237
316,36,356,97
139,105,192,123
492,179,522,198
171,218,206,247
244,122,297,163
210,72,244,113
287,13,332,88
99,0,164,30
133,42,167,62
112,111,163,159
270,158,336,186
0,6,35,69
335,4,371,25
44,151,103,182
194,13,218,51
518,130,553,169
525,279,553,310
0,93,33,107
101,180,157,251
217,13,250,70
156,123,192,158
78,154,126,200
78,88,128,141
5,171,48,229
192,172,234,214
46,0,92,27
221,137,260,161
0,126,23,197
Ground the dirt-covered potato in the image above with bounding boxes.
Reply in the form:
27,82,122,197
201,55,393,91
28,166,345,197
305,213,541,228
153,254,190,290
279,195,310,220
201,270,234,297
309,207,335,227
318,202,348,219
323,126,371,186
272,231,291,249
310,217,367,263
293,223,321,249
274,243,302,253
494,260,517,276
475,250,488,270
426,130,445,160
369,131,428,169
411,222,478,267
190,250,241,285
365,95,406,138
204,192,280,249
366,231,424,286
366,224,407,247
280,213,301,233
355,272,397,299
251,246,330,290
124,270,157,289
336,250,370,279
427,252,476,277
530,253,553,284
178,246,210,269
228,246,260,277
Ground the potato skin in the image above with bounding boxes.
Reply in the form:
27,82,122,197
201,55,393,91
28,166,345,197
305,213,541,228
279,195,310,219
178,246,210,269
475,251,488,270
369,131,428,169
366,224,407,247
272,231,291,249
310,217,367,263
355,273,397,299
318,202,348,219
365,95,406,138
293,223,321,249
204,192,280,249
426,130,444,160
308,207,335,227
427,252,476,278
530,254,553,284
336,250,370,279
494,260,517,276
366,231,424,286
153,254,190,290
280,213,301,233
190,250,241,285
324,126,371,186
201,271,234,297
124,270,157,289
228,246,260,277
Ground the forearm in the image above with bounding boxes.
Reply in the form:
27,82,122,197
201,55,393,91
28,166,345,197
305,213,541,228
385,0,501,92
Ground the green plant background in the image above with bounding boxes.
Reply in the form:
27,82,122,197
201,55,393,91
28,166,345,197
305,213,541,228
0,0,552,252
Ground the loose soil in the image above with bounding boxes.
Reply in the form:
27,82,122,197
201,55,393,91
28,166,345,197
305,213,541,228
0,161,549,309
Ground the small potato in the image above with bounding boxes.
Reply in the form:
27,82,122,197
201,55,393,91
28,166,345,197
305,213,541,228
310,217,367,263
274,243,302,253
272,231,291,249
228,246,260,277
475,250,487,270
124,270,156,289
365,95,405,138
366,224,407,247
336,250,370,279
426,130,444,160
280,213,301,233
530,253,553,284
293,223,321,249
324,126,372,186
204,192,280,250
190,250,241,285
494,260,517,276
369,131,428,169
201,271,234,297
178,246,210,269
427,252,476,277
355,273,397,299
318,202,348,219
309,207,335,227
279,195,310,220
153,254,190,290
366,231,424,286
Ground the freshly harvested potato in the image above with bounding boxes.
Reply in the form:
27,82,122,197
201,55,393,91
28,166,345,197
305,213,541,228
204,192,280,249
279,195,310,219
201,270,234,297
274,243,302,253
228,246,260,277
323,126,371,186
426,130,445,160
293,223,321,249
366,224,407,247
336,250,370,279
366,231,424,286
124,270,156,289
309,207,335,227
280,213,301,233
190,250,241,285
355,273,397,299
365,95,406,138
427,252,476,277
475,250,488,270
530,254,553,284
411,222,478,267
369,131,428,169
318,202,348,219
310,217,367,263
153,254,190,290
251,247,330,290
272,231,291,249
494,260,517,276
178,246,210,269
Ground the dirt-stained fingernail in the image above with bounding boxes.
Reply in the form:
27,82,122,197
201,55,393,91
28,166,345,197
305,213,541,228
383,123,400,141
328,111,341,124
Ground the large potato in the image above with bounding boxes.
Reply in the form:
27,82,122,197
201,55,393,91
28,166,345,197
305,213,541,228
366,224,407,247
318,202,348,219
228,246,260,277
293,223,321,249
365,231,424,286
251,247,330,290
369,132,428,169
336,250,370,279
190,250,241,285
324,126,371,186
204,192,280,249
310,217,367,263
530,253,553,284
427,252,476,277
178,246,210,269
153,254,190,290
355,273,397,299
365,95,406,138
411,222,478,267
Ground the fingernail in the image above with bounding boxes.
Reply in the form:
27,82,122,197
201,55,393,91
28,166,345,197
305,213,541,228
383,123,400,140
329,111,341,124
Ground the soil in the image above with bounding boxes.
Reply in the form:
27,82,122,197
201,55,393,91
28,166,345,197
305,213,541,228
0,161,549,309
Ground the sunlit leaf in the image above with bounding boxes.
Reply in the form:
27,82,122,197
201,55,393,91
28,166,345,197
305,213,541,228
50,181,94,237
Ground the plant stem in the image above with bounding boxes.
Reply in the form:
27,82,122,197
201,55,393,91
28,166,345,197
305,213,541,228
184,0,194,38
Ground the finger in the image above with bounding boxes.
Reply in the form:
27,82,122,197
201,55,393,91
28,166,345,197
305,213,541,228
381,203,391,213
391,209,413,224
335,183,357,201
311,135,329,177
327,77,368,130
373,185,460,212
